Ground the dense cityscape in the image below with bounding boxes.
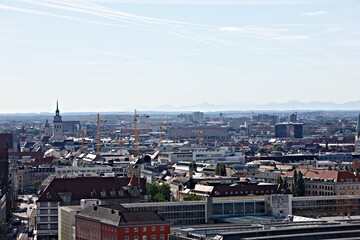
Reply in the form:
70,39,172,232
1,102,360,239
1,0,359,239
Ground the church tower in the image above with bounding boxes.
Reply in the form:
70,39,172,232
356,114,360,153
51,100,63,141
44,119,50,136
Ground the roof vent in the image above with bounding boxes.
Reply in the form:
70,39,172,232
111,209,115,214
93,206,98,211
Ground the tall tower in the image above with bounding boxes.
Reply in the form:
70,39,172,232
51,100,63,141
44,119,50,136
356,114,360,153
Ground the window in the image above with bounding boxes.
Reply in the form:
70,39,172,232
125,228,129,233
152,227,155,231
151,235,156,240
160,234,164,240
143,236,147,240
125,237,129,240
134,228,138,232
134,236,138,240
143,227,147,232
160,226,164,231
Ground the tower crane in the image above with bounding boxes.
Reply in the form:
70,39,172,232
134,129,152,156
77,129,93,151
192,130,203,146
103,110,150,156
80,113,107,155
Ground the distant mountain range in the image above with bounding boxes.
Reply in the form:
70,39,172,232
1,100,360,116
155,100,360,111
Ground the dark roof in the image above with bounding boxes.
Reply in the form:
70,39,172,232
0,133,13,148
76,205,167,226
38,177,147,202
210,184,285,197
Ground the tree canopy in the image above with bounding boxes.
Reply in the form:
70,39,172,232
291,170,305,196
184,194,202,201
147,183,171,202
215,163,226,176
189,161,197,172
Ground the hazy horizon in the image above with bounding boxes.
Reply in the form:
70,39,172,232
1,0,359,113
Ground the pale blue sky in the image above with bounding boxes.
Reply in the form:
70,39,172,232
0,0,359,113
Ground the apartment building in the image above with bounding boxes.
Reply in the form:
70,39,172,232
35,176,146,239
283,169,360,196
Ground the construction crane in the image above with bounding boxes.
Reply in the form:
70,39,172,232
104,110,150,155
77,129,93,151
134,129,152,156
192,130,203,146
159,123,172,146
103,110,150,135
80,113,107,155
112,139,126,155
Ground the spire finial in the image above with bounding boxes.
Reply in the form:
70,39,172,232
56,100,60,116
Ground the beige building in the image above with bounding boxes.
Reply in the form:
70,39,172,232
284,169,360,196
58,205,82,240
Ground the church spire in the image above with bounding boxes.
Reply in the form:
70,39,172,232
357,114,360,134
56,100,60,116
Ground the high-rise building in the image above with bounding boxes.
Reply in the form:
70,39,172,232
290,112,297,123
275,123,303,138
51,100,64,141
356,114,360,153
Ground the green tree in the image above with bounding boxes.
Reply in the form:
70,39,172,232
356,168,360,176
147,183,171,202
257,148,269,154
297,171,305,196
189,161,197,172
184,194,202,201
276,176,283,186
283,178,288,189
345,165,349,171
292,170,298,196
215,163,226,176
273,146,286,153
152,193,166,202
327,166,332,171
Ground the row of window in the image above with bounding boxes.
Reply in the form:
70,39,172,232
124,234,165,240
102,226,165,233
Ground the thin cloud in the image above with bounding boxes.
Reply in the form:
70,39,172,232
84,0,317,5
302,11,327,16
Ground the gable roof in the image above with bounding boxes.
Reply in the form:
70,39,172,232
76,205,167,226
38,177,147,202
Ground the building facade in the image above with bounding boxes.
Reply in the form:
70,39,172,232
75,205,170,240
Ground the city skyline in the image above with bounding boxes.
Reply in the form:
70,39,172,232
1,0,360,113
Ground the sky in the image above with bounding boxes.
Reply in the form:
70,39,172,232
0,0,359,113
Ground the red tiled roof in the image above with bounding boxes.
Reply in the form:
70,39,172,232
38,177,147,202
283,169,360,182
128,175,138,186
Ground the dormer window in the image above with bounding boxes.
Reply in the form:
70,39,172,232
46,193,52,200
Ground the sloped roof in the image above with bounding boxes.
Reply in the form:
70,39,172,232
283,169,360,183
128,175,139,186
76,205,167,226
38,177,147,202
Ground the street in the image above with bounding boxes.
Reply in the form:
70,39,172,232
8,194,37,240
